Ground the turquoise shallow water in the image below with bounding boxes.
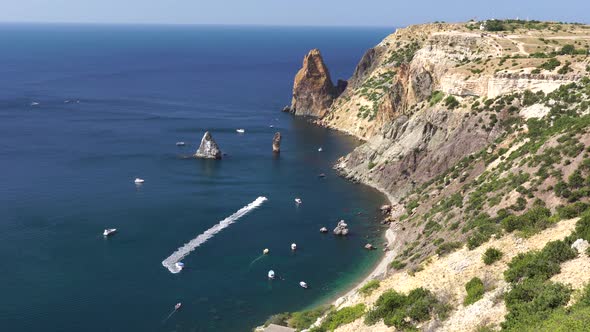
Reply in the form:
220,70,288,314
0,24,392,331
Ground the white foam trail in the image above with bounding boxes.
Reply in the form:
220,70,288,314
162,196,267,273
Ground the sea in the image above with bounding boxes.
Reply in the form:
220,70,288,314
0,23,392,332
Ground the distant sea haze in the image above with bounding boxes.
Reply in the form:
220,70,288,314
0,24,391,331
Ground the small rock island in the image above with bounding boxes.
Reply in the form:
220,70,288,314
194,131,222,159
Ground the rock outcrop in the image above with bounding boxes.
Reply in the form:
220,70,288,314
272,132,281,153
290,49,344,117
333,220,349,236
194,131,222,159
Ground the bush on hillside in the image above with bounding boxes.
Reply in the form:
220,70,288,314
483,247,503,265
464,277,485,305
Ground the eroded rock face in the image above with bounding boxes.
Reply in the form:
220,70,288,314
290,49,344,117
195,131,222,159
272,132,281,153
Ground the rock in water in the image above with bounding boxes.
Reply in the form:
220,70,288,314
272,132,281,153
333,220,349,236
194,131,222,159
290,49,345,117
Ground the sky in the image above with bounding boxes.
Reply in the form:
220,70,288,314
0,0,588,26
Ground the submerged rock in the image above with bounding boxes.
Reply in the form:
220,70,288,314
194,131,222,159
333,220,349,236
290,49,345,117
365,243,375,250
272,132,281,153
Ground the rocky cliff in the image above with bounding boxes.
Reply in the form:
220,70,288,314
289,49,346,117
195,131,222,159
269,20,590,332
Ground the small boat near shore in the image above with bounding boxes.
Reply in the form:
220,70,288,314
134,178,145,184
236,129,245,133
291,243,297,251
175,302,182,310
103,228,117,236
299,281,308,289
263,248,270,255
318,147,323,152
175,262,185,272
295,198,302,205
268,270,275,279
176,141,186,146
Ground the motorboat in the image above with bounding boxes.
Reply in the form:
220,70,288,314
268,270,275,279
236,129,245,133
295,198,302,205
318,173,326,178
175,262,185,272
318,147,323,152
175,302,182,310
30,101,39,106
320,227,328,233
176,141,186,146
134,178,145,184
263,248,270,255
103,228,117,236
299,281,308,289
291,243,297,251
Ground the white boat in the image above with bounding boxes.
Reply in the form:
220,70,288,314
263,248,270,255
176,141,186,146
295,198,302,205
103,228,117,236
299,281,308,289
134,178,145,184
291,243,297,251
174,262,185,272
236,129,245,133
269,125,274,128
320,227,328,233
318,147,323,152
175,302,182,310
30,101,39,106
268,270,275,279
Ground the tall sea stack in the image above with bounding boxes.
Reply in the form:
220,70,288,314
272,132,281,153
194,131,222,159
290,49,346,117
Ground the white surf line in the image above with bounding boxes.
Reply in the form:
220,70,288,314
162,196,268,273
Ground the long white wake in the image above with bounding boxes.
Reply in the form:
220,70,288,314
162,196,267,273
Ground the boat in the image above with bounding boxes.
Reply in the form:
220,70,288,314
30,101,39,106
318,173,326,178
134,178,145,184
320,227,328,233
268,270,275,279
299,281,308,289
236,129,245,133
103,228,117,236
175,303,182,310
175,262,185,272
176,141,186,146
295,198,302,205
291,243,297,251
318,147,323,152
263,248,270,255
269,125,274,128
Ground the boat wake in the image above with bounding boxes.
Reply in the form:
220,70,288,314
162,196,268,273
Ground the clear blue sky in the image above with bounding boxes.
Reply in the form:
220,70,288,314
0,0,588,26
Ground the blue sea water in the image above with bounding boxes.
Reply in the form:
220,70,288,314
0,24,392,331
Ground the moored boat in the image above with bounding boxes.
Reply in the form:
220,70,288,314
103,228,117,236
299,281,308,289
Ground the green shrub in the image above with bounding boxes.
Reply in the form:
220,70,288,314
289,307,328,330
429,90,445,106
575,212,590,241
365,288,447,329
436,241,463,256
389,260,407,270
464,277,485,306
367,161,377,170
444,95,460,110
501,206,552,236
502,279,572,330
359,280,380,296
539,58,561,71
504,240,576,283
318,304,365,331
522,306,590,332
556,202,590,219
483,247,503,265
264,312,290,327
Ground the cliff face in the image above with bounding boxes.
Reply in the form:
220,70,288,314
315,22,589,201
290,49,345,117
